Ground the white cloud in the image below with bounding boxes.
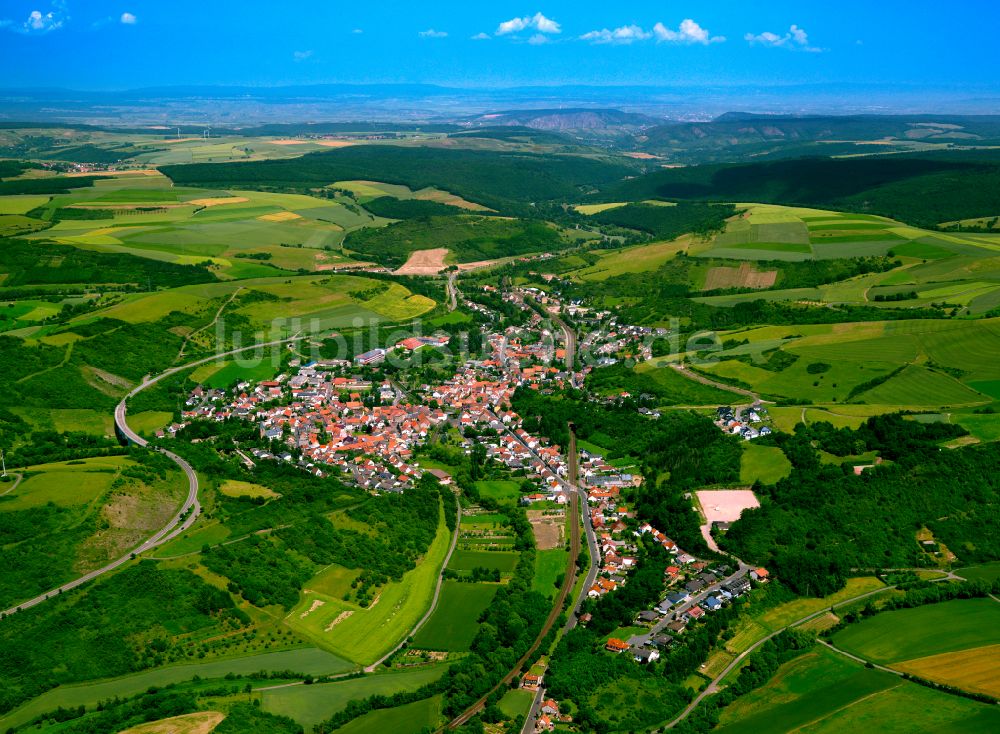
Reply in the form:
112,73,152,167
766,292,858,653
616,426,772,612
580,24,652,45
527,33,550,45
653,19,723,44
293,50,313,61
471,32,491,40
745,24,821,52
419,28,448,38
496,12,561,36
120,12,136,25
351,28,363,34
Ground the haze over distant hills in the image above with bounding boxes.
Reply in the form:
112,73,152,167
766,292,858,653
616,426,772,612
3,82,1000,127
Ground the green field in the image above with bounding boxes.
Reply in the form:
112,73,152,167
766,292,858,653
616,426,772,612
498,688,535,718
532,548,568,598
474,480,522,504
261,666,447,729
716,644,1000,734
447,549,520,572
411,581,498,651
740,443,792,485
285,509,452,665
333,694,442,734
832,597,1000,664
955,561,1000,582
0,648,352,731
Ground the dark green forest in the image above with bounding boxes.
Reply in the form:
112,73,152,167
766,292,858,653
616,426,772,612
161,145,633,214
723,416,1000,595
606,156,1000,228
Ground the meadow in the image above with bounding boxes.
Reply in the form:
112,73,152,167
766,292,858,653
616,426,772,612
332,694,442,734
411,580,498,651
532,548,569,598
447,549,520,572
739,443,791,485
260,665,447,729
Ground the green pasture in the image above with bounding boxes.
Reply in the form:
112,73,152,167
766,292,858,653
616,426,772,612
740,443,791,485
334,694,442,734
447,549,520,573
498,688,535,719
285,510,451,665
832,597,1000,664
473,480,521,504
955,561,1000,583
261,667,447,729
532,548,569,598
411,581,498,651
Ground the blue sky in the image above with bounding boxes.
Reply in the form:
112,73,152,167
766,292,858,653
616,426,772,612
2,1,999,90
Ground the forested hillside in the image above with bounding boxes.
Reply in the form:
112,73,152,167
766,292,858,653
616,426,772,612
161,145,634,214
608,156,1000,228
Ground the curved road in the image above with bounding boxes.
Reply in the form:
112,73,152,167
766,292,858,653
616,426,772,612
1,335,309,619
0,472,22,497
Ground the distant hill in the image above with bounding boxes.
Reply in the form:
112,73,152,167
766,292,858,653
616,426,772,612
636,113,1000,163
459,108,663,135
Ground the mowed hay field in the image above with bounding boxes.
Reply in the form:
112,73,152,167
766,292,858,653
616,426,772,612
715,644,1000,734
411,580,498,651
284,511,451,665
833,597,1000,663
261,666,448,729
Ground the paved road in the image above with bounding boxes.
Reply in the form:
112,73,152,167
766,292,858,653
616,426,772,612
364,497,462,672
1,335,310,619
520,685,547,734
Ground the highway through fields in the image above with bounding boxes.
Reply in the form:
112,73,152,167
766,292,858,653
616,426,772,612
1,335,310,619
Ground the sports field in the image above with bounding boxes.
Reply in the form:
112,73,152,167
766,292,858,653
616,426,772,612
285,510,451,665
261,666,447,729
411,580,498,651
716,643,1000,734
